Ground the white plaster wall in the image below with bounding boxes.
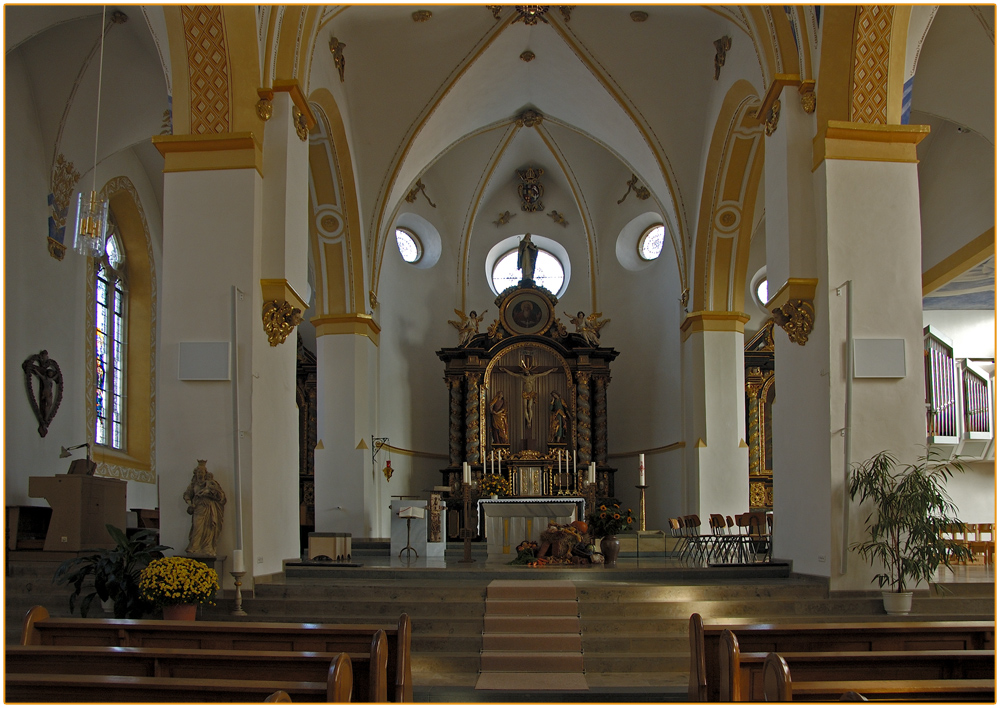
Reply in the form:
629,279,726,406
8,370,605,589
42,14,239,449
157,169,259,576
922,310,996,359
945,461,995,523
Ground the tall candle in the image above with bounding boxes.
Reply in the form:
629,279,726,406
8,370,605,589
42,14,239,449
639,453,645,486
232,549,245,573
463,462,471,485
589,461,596,484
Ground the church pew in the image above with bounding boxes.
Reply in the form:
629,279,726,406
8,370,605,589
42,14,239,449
21,605,412,702
7,638,386,701
718,627,995,701
689,612,995,701
5,651,353,703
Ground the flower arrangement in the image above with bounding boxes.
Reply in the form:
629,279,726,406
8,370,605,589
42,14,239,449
138,556,219,608
588,498,634,538
479,474,511,497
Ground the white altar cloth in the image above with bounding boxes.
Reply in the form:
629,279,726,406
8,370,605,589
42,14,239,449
478,497,585,556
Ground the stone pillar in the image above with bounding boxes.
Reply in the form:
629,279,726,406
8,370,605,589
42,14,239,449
465,373,482,465
593,375,609,465
447,375,464,467
680,314,751,523
575,372,592,467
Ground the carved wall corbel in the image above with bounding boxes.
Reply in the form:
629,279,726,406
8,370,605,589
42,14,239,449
262,300,304,346
772,300,814,346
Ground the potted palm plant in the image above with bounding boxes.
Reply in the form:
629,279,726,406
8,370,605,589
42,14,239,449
849,450,973,615
53,524,170,619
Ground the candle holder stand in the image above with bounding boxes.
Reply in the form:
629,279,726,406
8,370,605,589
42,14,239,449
636,484,648,531
458,481,476,563
230,571,247,616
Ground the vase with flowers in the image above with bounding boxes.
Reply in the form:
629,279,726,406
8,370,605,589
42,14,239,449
588,498,634,566
138,556,219,620
479,474,511,499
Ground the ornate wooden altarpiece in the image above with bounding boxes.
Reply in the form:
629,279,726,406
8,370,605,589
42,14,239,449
437,281,618,536
745,321,775,511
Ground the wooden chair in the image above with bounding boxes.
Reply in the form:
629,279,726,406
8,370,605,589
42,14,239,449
762,652,792,701
969,523,994,565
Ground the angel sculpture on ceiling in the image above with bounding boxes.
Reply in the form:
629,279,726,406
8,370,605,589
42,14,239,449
566,311,610,347
448,309,486,347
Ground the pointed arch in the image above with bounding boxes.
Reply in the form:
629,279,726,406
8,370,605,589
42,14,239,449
691,80,765,317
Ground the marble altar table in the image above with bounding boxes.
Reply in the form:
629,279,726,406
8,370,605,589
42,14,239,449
478,497,585,556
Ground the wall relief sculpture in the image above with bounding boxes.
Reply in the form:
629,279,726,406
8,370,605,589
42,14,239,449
22,350,63,438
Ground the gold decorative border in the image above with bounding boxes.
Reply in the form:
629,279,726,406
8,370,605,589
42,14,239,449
922,228,995,296
181,5,232,134
680,311,751,341
261,278,308,312
259,80,317,130
850,5,893,125
500,289,555,336
312,314,380,345
152,132,262,174
755,73,800,123
764,278,818,312
813,120,928,169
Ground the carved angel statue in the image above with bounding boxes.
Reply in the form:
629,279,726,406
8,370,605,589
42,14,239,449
448,309,486,347
566,311,610,347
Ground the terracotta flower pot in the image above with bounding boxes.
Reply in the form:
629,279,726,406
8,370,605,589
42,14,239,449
600,535,620,567
162,604,198,621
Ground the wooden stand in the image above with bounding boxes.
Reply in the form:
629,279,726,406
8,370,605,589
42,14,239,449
28,475,126,551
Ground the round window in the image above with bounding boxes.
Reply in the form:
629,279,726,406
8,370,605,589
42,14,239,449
395,228,422,263
491,248,565,294
638,224,664,261
755,278,769,307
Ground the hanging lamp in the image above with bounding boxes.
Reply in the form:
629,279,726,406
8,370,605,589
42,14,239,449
72,6,110,258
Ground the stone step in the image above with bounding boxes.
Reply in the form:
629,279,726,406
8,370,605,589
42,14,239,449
484,615,582,634
574,581,829,602
483,632,583,652
411,651,481,674
480,650,585,673
583,652,689,673
486,579,578,600
251,583,487,602
486,599,579,616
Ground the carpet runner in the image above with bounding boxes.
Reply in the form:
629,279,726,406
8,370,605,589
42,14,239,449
475,579,589,691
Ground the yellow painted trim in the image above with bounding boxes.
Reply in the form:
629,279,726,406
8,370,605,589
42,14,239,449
386,444,449,461
765,277,818,311
696,438,708,448
747,7,778,78
680,311,751,341
923,228,995,295
607,441,685,458
268,79,317,129
261,278,308,312
756,73,800,122
886,6,912,126
814,6,857,142
152,133,263,174
313,314,381,345
163,7,190,135
222,7,265,136
814,121,929,169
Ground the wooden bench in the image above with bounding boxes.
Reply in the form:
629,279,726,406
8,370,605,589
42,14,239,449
7,642,385,701
22,605,412,701
761,652,995,701
689,612,995,701
5,657,352,703
719,627,995,701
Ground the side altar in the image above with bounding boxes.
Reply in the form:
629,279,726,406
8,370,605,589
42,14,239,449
437,241,618,543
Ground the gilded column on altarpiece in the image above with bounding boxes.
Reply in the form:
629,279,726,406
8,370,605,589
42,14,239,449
465,372,482,465
447,375,463,467
593,374,609,466
576,372,592,467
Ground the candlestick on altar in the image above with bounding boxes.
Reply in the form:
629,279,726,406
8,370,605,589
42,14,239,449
636,484,648,532
230,570,247,616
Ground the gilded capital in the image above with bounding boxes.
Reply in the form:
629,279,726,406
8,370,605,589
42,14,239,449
262,299,304,346
772,299,815,346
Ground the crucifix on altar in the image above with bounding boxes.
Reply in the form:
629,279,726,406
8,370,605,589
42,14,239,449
498,353,558,449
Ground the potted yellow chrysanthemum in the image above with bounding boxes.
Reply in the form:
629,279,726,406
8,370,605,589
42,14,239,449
138,556,219,620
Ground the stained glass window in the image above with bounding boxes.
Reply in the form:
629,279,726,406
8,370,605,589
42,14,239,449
491,248,564,294
638,224,664,260
95,224,127,449
395,228,422,263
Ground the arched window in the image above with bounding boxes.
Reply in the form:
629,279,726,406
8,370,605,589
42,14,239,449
491,248,565,294
395,227,423,263
95,216,127,449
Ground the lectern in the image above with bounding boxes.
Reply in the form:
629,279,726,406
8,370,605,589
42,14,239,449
28,475,126,551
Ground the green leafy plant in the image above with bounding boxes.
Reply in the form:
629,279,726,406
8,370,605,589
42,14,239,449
588,497,634,538
849,450,973,593
54,524,170,618
139,556,219,608
478,474,511,497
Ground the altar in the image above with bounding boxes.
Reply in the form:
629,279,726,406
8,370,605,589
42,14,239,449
478,497,585,556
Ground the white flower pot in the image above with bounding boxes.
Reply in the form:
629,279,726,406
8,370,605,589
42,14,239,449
882,591,913,615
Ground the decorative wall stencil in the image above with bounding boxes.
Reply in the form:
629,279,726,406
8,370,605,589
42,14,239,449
714,35,732,80
547,210,568,227
160,108,172,134
412,10,432,22
616,174,650,204
369,290,379,309
850,5,894,124
404,178,436,207
520,50,535,62
764,99,781,136
515,109,543,128
48,154,80,260
516,167,545,212
494,211,516,227
329,36,347,83
630,11,648,22
181,5,231,134
262,300,304,346
22,350,63,438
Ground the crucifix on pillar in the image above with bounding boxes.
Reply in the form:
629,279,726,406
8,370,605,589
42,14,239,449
498,353,558,448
